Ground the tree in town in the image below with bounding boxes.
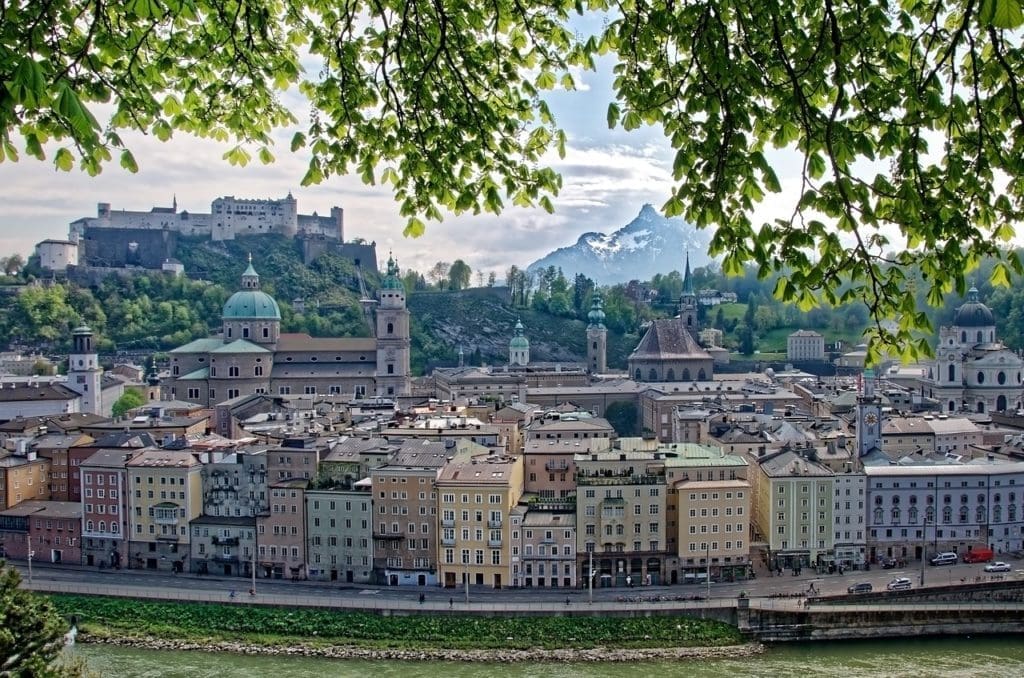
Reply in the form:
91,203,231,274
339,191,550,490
111,388,146,418
448,259,472,291
0,561,82,677
604,401,639,437
5,2,1024,361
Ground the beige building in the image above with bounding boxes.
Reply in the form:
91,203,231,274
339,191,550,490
514,507,576,588
126,450,203,572
575,449,667,586
661,443,750,584
436,453,524,589
370,441,449,586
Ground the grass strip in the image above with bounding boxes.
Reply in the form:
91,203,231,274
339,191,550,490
48,594,743,650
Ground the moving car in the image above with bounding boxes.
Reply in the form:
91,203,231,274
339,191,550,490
879,557,897,569
887,577,913,591
847,582,873,594
984,561,1011,573
930,552,958,566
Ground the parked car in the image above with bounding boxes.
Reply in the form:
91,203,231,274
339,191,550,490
847,582,873,594
879,557,897,569
887,577,913,591
984,561,1011,573
930,552,959,566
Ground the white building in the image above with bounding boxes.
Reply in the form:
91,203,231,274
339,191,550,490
864,462,1024,563
35,239,78,271
832,472,866,568
787,330,825,361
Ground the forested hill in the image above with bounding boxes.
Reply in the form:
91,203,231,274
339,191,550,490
408,287,637,374
1,236,372,354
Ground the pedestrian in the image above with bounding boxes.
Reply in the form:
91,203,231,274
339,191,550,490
229,590,236,599
419,593,425,604
565,596,570,606
449,597,453,609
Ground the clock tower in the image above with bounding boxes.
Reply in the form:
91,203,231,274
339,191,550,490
856,368,883,458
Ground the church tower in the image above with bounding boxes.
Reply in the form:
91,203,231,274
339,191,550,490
586,293,607,374
68,325,103,415
679,251,698,333
375,254,410,397
856,368,883,458
509,318,530,366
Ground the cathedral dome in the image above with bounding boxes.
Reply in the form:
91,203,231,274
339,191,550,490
222,261,281,320
954,286,994,327
222,290,281,320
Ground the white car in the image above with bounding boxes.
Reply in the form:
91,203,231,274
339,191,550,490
887,577,913,591
984,561,1011,573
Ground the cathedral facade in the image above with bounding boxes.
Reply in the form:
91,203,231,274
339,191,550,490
921,286,1024,414
165,257,410,406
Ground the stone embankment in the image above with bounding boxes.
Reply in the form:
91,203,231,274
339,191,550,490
77,632,764,663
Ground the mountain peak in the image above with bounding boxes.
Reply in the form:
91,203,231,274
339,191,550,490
527,207,714,285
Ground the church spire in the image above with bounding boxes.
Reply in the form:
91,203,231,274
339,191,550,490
682,250,695,296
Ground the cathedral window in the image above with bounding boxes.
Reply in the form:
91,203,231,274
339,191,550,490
977,372,985,384
998,371,1006,385
387,322,394,335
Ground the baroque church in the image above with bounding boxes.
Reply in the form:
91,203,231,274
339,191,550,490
920,286,1024,414
627,253,714,382
165,257,410,406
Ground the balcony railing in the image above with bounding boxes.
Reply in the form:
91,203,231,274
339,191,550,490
545,460,570,472
154,515,179,526
576,473,664,486
441,537,456,546
156,534,179,542
487,519,502,528
488,538,502,547
441,519,455,528
212,536,239,546
373,532,405,541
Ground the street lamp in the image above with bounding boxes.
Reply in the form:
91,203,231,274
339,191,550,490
920,515,928,587
27,549,34,585
706,542,711,601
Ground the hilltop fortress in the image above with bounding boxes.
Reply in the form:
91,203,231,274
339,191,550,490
38,193,376,273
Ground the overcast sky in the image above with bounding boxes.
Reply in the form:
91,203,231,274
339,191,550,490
0,52,804,280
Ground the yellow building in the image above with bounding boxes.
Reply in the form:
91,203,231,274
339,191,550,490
126,450,203,572
0,455,50,510
436,453,523,589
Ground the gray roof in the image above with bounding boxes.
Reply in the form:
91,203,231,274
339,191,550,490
169,338,225,354
0,383,80,402
210,340,271,355
759,450,834,478
629,318,711,361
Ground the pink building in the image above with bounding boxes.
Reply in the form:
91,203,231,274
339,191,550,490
80,448,142,568
0,500,82,564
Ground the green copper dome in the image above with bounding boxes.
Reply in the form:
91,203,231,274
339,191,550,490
222,261,281,320
510,318,530,348
587,294,606,329
381,253,404,290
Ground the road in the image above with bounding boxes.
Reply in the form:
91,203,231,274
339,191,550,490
12,556,1022,605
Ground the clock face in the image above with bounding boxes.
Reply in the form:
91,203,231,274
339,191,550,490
864,412,878,426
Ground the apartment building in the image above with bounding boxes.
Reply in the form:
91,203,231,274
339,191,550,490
0,500,81,564
437,453,524,589
513,505,576,588
80,448,143,568
575,449,667,586
0,454,50,510
370,440,448,586
306,480,373,583
126,450,203,572
660,442,750,583
32,432,94,500
750,450,835,570
833,472,866,568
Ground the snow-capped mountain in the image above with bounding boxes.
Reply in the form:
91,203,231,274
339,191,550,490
526,205,714,285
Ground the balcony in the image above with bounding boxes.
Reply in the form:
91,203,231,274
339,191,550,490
576,472,664,486
213,554,240,563
212,536,239,546
373,532,405,541
545,460,570,472
441,537,456,546
154,515,179,526
156,534,179,542
488,538,502,547
487,519,502,528
441,519,455,528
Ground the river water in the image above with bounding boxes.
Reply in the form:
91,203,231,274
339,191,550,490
73,637,1024,677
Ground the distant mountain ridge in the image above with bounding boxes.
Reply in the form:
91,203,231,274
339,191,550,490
526,205,714,285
